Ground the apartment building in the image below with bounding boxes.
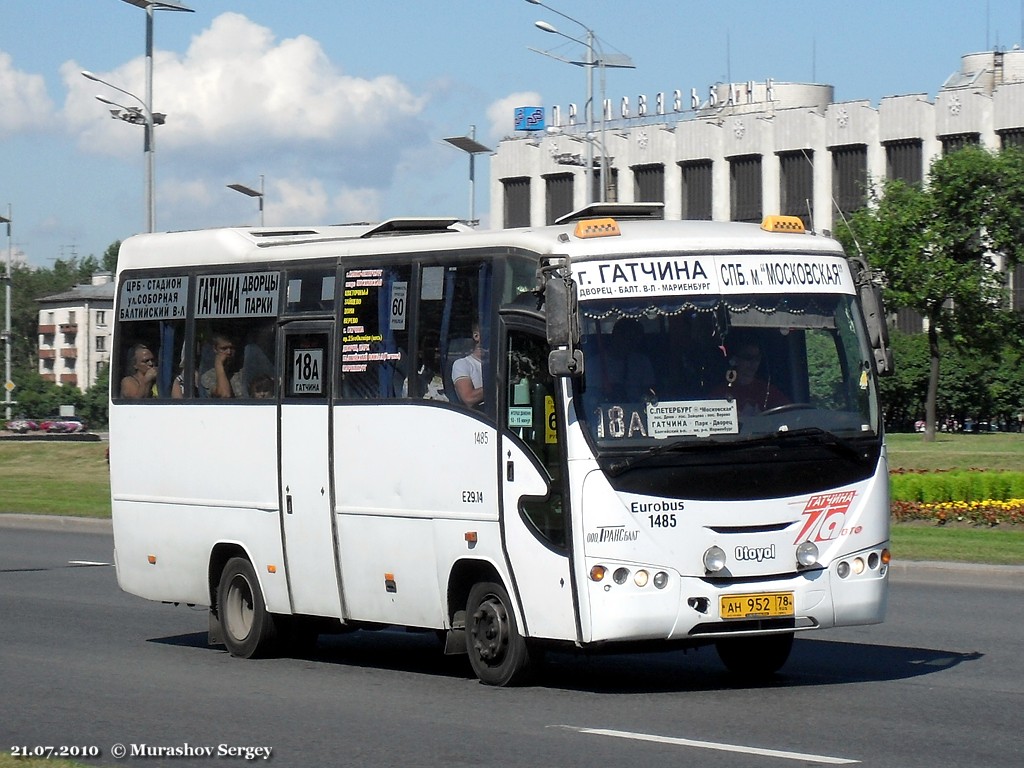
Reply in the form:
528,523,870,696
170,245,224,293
37,272,115,391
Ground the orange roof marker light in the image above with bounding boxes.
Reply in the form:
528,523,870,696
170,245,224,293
574,217,621,239
761,215,805,233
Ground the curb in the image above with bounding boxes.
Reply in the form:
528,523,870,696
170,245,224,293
0,513,112,534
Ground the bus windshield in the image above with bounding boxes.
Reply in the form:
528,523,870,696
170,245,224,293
576,291,879,452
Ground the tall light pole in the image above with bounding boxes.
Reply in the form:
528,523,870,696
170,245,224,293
527,0,633,204
227,176,265,226
87,0,193,233
443,127,492,226
1,205,12,421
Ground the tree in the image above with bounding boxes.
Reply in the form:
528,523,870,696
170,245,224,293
840,146,1024,441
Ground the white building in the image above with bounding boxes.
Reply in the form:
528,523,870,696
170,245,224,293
491,50,1024,320
37,272,115,391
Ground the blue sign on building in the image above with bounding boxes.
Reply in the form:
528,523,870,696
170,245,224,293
514,106,545,132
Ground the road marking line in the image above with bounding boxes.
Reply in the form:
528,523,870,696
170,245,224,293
556,726,860,765
67,560,114,567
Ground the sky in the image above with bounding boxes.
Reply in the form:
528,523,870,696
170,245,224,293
2,0,1023,269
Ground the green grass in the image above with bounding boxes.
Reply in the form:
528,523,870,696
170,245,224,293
891,524,1024,565
886,431,1024,472
0,442,110,518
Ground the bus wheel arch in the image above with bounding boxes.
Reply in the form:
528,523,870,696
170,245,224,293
213,553,279,658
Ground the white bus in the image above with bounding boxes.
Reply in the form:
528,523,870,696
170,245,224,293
109,206,892,686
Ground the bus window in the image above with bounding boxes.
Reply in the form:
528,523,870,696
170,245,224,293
506,329,565,548
193,318,277,400
286,268,336,314
416,261,492,414
339,265,411,399
115,272,188,400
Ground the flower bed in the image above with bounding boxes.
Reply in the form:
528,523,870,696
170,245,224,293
889,470,1024,525
891,498,1024,526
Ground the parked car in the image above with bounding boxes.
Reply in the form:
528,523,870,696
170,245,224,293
40,416,88,434
5,419,39,433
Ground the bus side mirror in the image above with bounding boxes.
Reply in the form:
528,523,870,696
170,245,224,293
543,261,585,377
859,281,893,377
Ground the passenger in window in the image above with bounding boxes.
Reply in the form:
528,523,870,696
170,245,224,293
201,333,244,398
452,321,485,407
120,344,159,399
249,374,275,399
713,335,789,415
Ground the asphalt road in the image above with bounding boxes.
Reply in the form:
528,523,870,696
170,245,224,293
1,517,1022,768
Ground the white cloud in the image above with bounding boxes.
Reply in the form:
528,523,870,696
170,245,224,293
55,11,452,234
0,51,55,135
62,12,430,184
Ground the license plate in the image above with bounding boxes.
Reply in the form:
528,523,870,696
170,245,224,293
720,591,794,619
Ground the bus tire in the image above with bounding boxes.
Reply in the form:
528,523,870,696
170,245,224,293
466,581,530,686
217,557,278,659
715,632,794,678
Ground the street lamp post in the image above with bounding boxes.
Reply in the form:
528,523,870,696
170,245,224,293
443,127,492,226
1,205,12,421
227,176,265,226
527,0,633,204
85,0,193,233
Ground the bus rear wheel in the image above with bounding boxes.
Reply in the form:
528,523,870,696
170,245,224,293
715,632,794,678
466,581,530,686
217,557,278,658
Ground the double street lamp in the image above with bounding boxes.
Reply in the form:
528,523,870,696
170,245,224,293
85,0,194,233
527,0,633,204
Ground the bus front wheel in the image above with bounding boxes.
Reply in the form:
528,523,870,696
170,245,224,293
715,632,794,678
466,581,530,686
217,557,278,658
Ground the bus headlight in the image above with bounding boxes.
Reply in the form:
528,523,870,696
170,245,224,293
613,567,629,584
633,569,649,587
796,540,819,568
703,546,727,573
653,571,669,589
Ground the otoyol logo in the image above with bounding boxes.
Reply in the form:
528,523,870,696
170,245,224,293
734,544,776,562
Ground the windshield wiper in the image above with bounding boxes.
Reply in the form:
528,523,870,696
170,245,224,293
605,427,869,476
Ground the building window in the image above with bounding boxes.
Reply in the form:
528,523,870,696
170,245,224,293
680,160,713,220
1011,264,1024,312
941,133,980,154
68,311,76,324
96,336,106,352
895,307,924,334
96,310,107,327
593,166,619,204
885,139,924,185
999,128,1024,149
729,154,762,223
502,177,531,228
633,164,665,204
544,173,574,225
779,150,814,228
831,144,868,220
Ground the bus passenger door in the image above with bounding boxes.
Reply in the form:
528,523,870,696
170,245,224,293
278,324,343,618
500,326,578,642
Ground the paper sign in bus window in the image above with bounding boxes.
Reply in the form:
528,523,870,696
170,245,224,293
646,400,739,438
292,348,324,394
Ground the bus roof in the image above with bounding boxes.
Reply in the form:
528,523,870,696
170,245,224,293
115,215,847,275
